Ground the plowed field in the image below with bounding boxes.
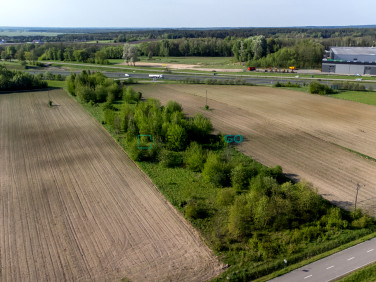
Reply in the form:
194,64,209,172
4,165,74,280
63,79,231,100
0,89,222,281
134,84,376,216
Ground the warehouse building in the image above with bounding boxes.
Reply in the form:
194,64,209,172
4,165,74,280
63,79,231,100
322,47,376,75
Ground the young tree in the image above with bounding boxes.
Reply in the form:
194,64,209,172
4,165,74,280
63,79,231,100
184,142,206,172
202,151,231,187
190,113,213,140
228,195,252,238
166,124,187,151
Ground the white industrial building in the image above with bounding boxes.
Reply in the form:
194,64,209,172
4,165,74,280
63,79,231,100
322,47,376,75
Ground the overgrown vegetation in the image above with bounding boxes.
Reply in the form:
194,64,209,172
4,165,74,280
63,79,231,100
309,81,335,94
68,72,376,281
274,81,301,88
0,65,47,91
331,81,367,91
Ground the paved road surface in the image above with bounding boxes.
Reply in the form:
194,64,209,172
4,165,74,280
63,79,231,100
26,69,376,89
269,237,376,282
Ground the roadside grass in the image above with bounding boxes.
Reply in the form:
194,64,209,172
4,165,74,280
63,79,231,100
329,90,376,106
0,61,27,70
255,231,376,282
47,80,67,89
336,262,376,282
73,89,376,282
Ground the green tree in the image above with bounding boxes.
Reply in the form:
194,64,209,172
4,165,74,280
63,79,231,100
202,151,231,187
228,195,252,238
190,113,213,139
166,124,187,151
231,164,253,192
184,142,206,172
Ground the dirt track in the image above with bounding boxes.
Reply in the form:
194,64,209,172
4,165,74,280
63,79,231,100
134,84,376,216
0,90,222,281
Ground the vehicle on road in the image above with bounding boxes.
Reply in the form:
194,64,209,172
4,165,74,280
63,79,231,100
149,74,164,79
125,74,130,77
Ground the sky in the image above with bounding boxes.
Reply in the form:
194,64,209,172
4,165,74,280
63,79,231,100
1,0,376,28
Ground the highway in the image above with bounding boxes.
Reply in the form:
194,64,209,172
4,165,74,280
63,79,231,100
27,69,376,89
269,237,376,282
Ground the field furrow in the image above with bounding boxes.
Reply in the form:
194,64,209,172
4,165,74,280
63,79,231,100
0,89,223,281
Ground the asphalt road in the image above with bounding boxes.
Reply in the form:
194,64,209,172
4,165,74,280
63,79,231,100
27,69,376,89
269,237,376,282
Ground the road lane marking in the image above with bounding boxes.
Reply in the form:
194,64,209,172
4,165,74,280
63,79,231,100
326,266,334,269
347,257,355,261
367,249,374,253
304,275,312,279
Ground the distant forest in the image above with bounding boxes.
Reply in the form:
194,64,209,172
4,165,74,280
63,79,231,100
1,27,376,69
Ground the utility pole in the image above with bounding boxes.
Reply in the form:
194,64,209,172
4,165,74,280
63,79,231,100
352,182,365,213
206,90,208,106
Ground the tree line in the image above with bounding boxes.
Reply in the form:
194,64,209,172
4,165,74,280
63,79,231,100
2,28,376,69
2,26,376,44
0,65,47,91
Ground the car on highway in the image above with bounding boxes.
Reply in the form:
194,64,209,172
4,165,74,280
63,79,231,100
124,74,130,77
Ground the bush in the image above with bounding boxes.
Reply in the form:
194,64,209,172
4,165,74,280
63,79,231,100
332,81,366,91
231,164,254,192
190,113,213,139
352,215,372,228
127,138,151,161
228,195,252,238
185,202,208,219
216,188,236,206
166,124,187,151
123,87,141,104
159,149,183,168
202,151,232,187
76,84,96,103
184,142,206,172
309,81,334,95
95,85,108,102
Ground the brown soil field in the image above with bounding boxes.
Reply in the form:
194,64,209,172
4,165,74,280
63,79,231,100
134,84,376,216
0,89,223,281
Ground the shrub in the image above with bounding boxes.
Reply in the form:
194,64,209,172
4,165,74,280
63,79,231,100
352,215,372,228
190,113,213,139
76,84,96,103
216,188,236,206
231,164,253,192
202,151,232,187
166,124,187,151
184,142,206,172
309,81,334,95
185,202,208,219
159,149,183,168
103,109,115,126
228,195,252,238
123,87,141,104
165,100,183,113
95,85,108,102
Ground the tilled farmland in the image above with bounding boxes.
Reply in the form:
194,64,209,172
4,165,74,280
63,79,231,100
134,84,376,216
0,89,223,281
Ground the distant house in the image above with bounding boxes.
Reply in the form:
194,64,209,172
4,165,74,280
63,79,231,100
0,39,6,44
322,47,376,75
